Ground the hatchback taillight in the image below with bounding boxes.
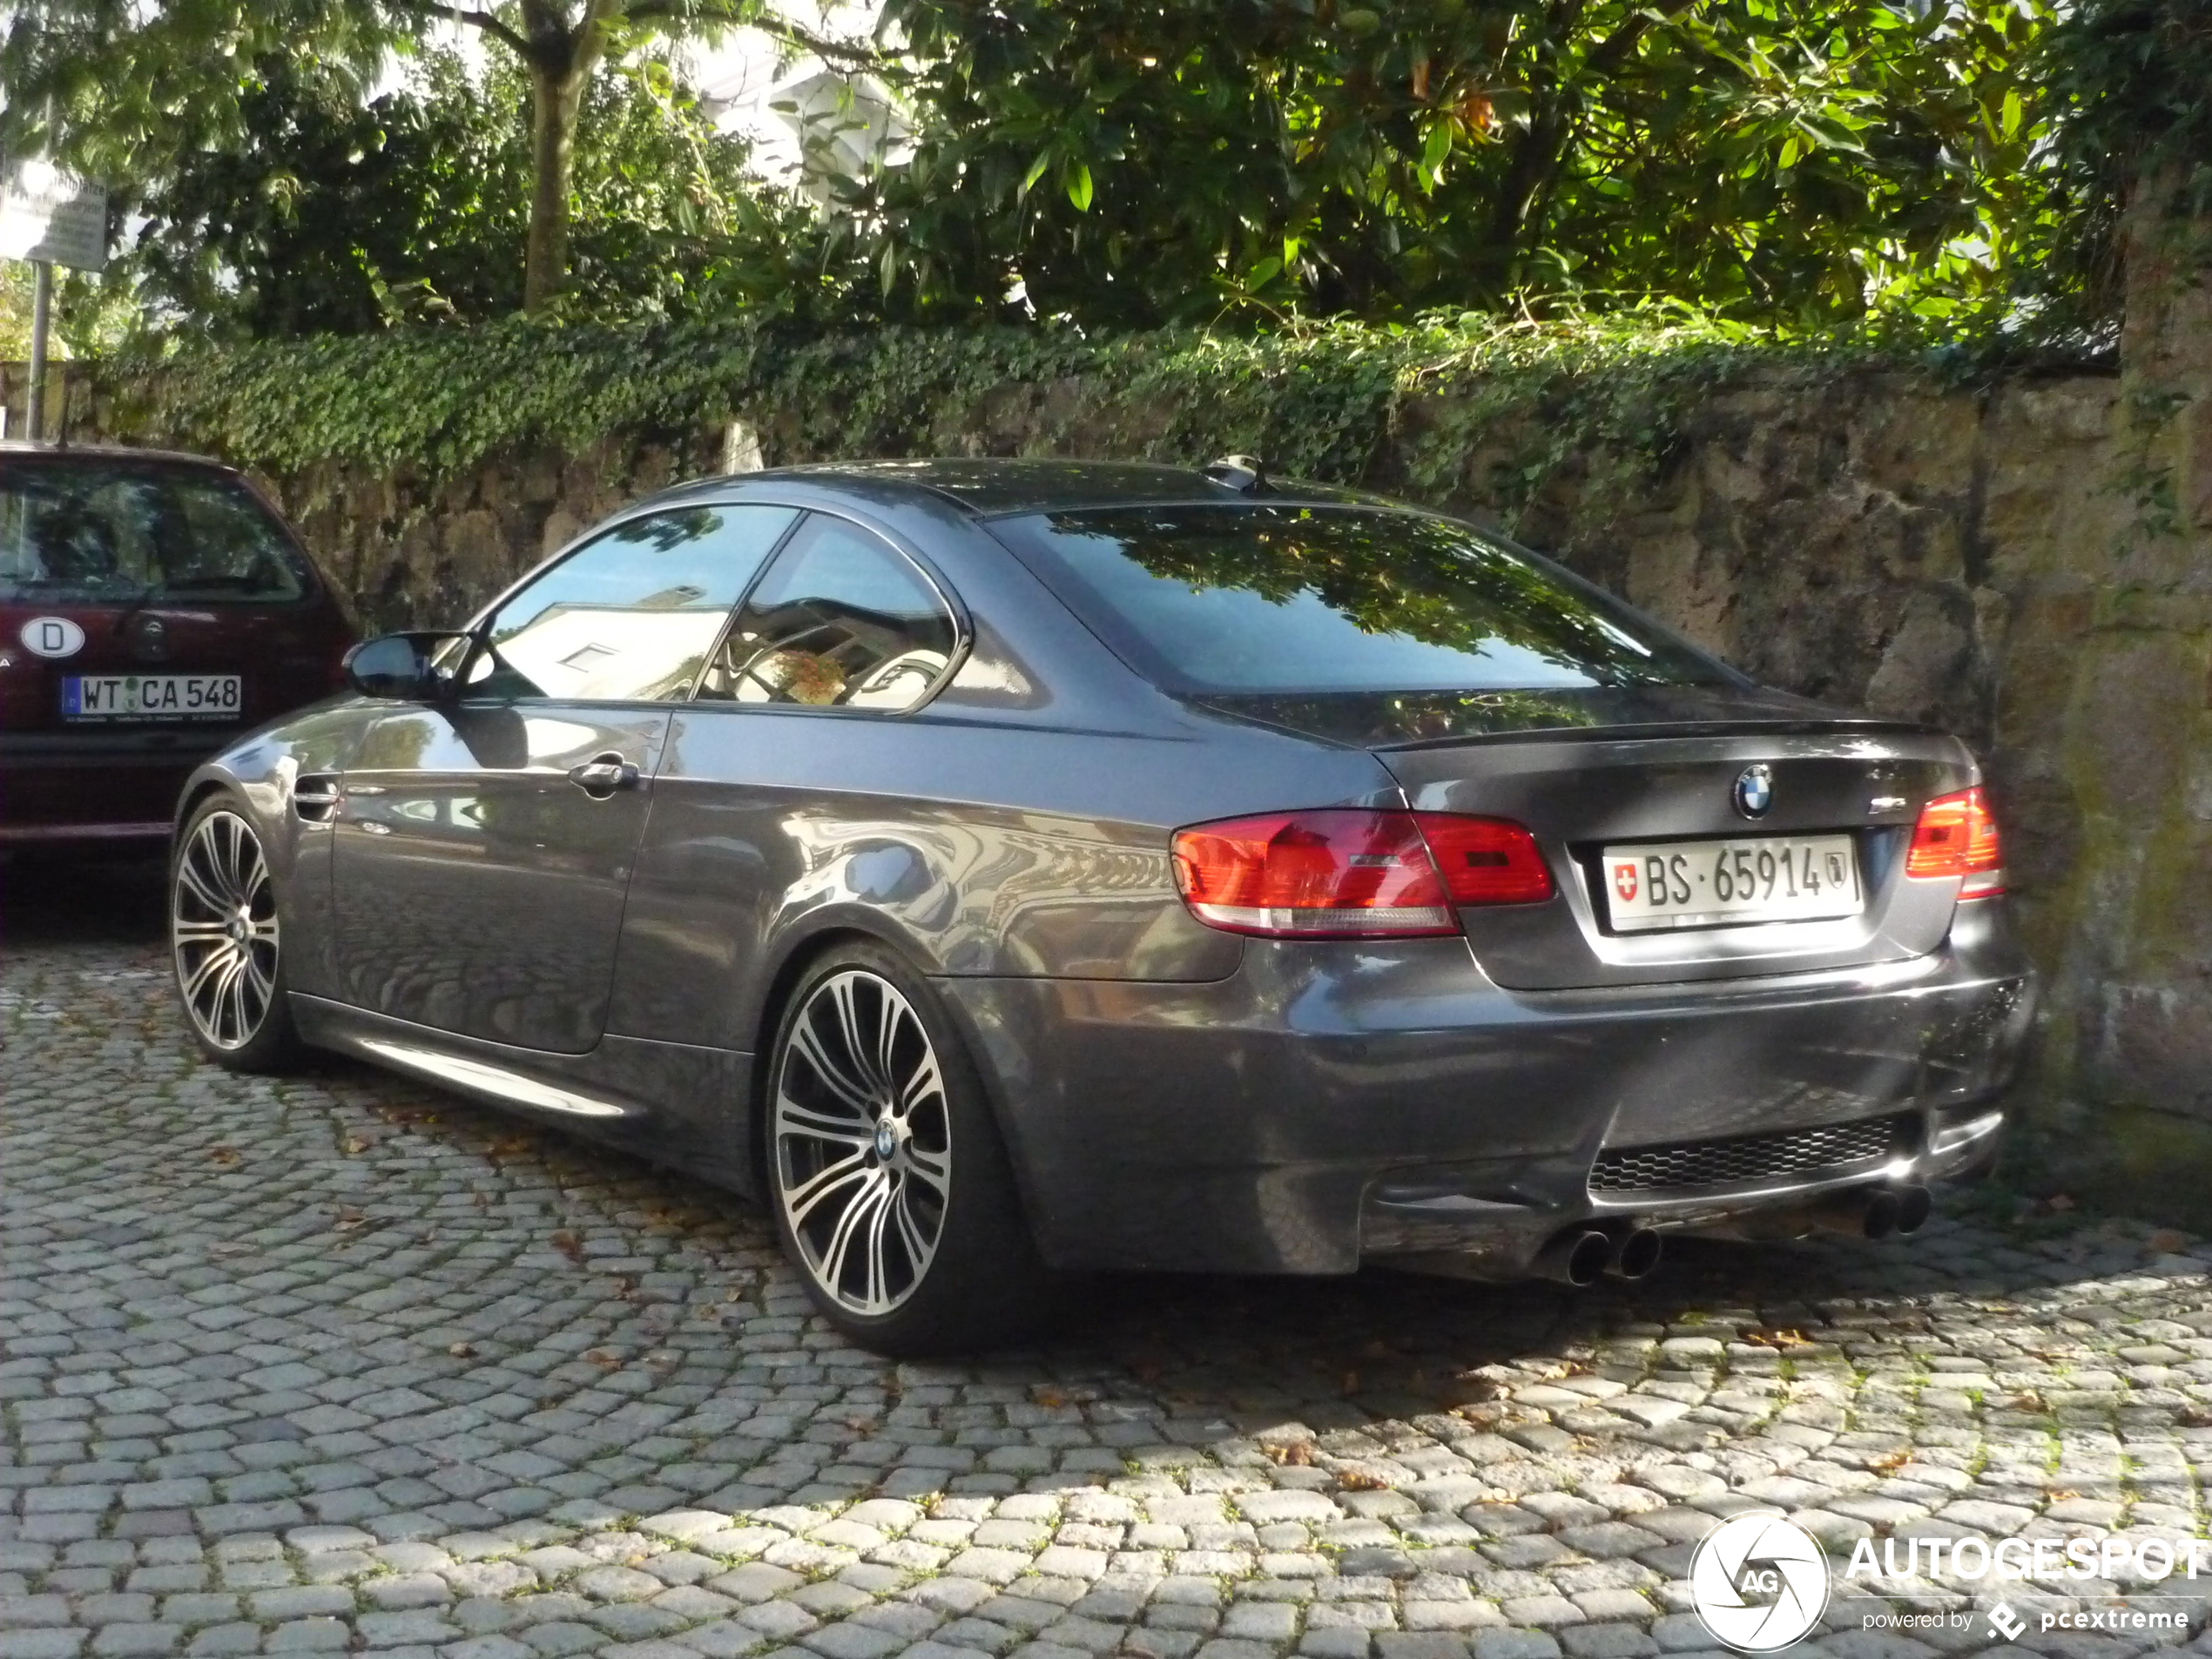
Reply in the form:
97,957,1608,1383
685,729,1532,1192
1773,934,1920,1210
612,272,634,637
1170,809,1554,938
1906,786,2005,898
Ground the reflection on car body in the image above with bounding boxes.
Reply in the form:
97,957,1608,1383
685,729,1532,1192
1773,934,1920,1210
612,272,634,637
168,458,2034,1354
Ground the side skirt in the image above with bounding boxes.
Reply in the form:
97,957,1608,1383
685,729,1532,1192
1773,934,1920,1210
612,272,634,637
290,995,758,1195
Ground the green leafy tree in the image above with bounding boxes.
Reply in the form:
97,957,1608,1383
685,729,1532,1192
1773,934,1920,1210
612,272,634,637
2033,0,2212,323
856,0,2058,327
116,51,850,335
0,0,828,309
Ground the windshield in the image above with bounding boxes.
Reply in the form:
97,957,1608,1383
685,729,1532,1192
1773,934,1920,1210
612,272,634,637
991,504,1732,695
0,462,311,605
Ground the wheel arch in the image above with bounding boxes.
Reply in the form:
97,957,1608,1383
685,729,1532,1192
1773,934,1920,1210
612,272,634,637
744,921,909,1192
743,919,1045,1245
172,774,239,845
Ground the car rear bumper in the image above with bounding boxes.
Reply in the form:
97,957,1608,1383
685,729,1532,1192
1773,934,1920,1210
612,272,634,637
0,728,245,840
938,900,2036,1275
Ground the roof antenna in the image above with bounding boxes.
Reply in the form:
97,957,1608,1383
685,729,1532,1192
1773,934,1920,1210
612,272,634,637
1204,454,1265,493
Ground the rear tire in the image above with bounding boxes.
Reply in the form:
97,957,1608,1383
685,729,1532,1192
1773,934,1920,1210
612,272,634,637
763,941,1049,1355
170,793,307,1074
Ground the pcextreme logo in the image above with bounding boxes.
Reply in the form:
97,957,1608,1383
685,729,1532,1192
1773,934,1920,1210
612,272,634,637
1689,1511,1831,1652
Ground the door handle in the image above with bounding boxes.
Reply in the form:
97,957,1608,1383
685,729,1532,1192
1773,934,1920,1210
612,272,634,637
568,753,641,798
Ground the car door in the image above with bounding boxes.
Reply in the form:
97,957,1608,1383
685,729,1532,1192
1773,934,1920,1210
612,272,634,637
606,510,966,1051
329,502,799,1051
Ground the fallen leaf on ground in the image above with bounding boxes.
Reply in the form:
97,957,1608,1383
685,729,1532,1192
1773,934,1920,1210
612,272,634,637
583,1348,622,1368
550,1230,585,1263
208,1145,241,1166
1743,1327,1813,1349
341,1136,370,1154
448,1342,475,1359
334,1205,368,1231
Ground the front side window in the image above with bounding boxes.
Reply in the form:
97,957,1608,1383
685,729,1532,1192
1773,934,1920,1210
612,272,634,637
990,504,1730,695
0,463,309,604
698,514,957,712
469,504,798,701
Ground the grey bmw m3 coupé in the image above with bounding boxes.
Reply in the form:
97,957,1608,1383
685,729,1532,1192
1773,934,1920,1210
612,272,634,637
170,458,2035,1352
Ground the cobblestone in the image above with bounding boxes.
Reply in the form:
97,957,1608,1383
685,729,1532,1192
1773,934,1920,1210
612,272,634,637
9,868,2212,1659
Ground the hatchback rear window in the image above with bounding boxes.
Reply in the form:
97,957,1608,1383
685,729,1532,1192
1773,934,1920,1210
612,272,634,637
991,504,1729,694
0,463,311,605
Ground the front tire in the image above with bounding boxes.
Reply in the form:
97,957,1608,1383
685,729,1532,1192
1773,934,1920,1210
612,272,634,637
764,941,1047,1354
171,794,306,1073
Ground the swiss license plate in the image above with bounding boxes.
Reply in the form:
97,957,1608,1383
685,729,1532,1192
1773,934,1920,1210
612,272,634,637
63,674,243,722
1602,833,1862,932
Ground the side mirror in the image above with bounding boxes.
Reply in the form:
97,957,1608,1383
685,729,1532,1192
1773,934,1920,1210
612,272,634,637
343,631,472,700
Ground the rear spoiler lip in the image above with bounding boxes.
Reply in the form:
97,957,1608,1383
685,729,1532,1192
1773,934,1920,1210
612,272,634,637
1368,716,1950,752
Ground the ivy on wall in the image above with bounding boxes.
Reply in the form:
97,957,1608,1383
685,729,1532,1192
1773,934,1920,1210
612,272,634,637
96,310,2094,532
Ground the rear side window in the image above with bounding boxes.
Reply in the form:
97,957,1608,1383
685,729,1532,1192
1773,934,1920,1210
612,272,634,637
991,504,1729,694
0,463,310,604
698,514,957,711
469,504,799,701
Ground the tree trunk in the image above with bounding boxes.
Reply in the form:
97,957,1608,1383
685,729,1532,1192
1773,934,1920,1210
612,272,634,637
524,56,591,312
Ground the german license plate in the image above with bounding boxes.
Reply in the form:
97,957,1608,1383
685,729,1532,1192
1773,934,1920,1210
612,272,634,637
1602,833,1862,932
63,674,243,722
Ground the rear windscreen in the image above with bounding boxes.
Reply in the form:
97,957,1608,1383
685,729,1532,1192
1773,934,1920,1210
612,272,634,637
991,504,1732,694
0,463,310,605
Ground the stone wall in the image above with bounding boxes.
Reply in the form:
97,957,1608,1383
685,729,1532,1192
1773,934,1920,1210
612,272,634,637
19,344,2212,1223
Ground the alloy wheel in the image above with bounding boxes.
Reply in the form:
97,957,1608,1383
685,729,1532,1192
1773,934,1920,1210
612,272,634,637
172,810,280,1051
772,969,952,1316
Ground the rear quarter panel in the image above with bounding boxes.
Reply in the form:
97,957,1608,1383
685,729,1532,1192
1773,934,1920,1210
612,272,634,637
606,701,1401,1051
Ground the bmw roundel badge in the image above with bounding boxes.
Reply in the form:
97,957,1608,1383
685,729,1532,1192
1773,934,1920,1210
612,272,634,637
1734,764,1775,819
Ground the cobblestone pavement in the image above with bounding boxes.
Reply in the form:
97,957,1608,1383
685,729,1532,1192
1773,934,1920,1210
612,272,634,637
10,860,2212,1659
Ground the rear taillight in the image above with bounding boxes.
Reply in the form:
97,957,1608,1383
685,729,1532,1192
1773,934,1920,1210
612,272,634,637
1416,813,1557,907
1906,786,2004,898
1170,809,1553,938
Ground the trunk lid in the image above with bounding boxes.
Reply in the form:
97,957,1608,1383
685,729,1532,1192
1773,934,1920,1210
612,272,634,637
1203,687,1977,990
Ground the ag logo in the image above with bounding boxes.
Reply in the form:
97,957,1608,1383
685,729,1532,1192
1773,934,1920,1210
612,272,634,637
19,617,85,658
1613,861,1638,902
1689,1511,1830,1652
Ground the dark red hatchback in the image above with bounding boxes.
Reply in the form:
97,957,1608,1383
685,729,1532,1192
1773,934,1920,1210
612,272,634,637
0,443,354,842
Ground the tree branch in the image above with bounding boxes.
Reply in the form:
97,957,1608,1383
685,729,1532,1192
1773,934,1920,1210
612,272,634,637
622,0,884,67
1479,0,1695,292
386,0,529,57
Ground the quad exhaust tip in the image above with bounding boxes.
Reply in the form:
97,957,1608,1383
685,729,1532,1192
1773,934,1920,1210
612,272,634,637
1811,1183,1933,1241
1533,1226,1613,1287
1607,1225,1663,1281
1532,1224,1665,1287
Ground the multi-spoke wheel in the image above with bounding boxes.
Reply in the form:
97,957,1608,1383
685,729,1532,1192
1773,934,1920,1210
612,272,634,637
171,796,304,1071
765,944,1046,1352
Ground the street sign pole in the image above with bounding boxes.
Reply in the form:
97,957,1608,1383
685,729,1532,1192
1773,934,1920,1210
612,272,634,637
26,258,51,441
1,156,108,442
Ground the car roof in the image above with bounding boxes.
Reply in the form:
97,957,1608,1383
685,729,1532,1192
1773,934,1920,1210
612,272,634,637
0,440,239,471
651,456,1394,518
